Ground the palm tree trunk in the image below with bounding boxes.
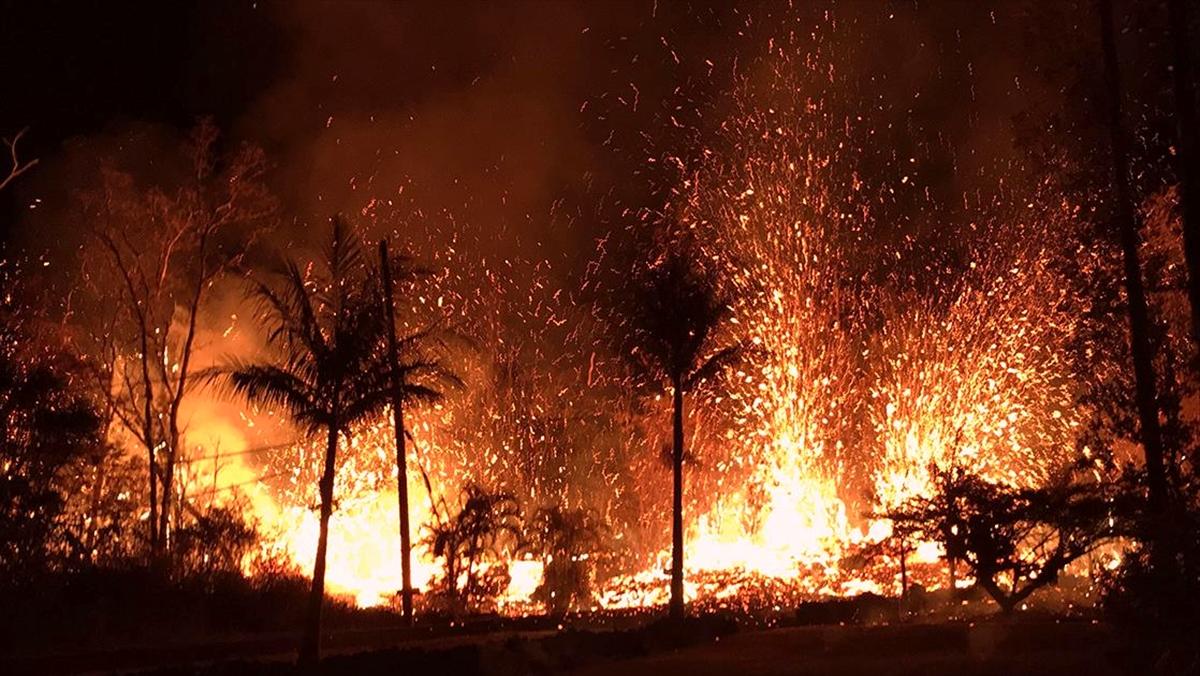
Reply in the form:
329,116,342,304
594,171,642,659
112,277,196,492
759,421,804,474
300,422,340,665
379,239,414,623
1168,0,1200,350
446,538,458,601
1099,0,1169,518
392,402,413,619
669,379,685,619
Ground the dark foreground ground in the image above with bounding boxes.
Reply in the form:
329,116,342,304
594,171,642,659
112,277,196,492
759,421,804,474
4,617,1124,676
567,622,1122,676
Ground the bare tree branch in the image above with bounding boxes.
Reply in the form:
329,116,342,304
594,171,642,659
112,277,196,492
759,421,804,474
0,127,39,192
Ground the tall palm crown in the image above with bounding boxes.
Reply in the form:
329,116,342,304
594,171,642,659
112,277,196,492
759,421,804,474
382,326,461,409
226,220,387,433
625,249,742,392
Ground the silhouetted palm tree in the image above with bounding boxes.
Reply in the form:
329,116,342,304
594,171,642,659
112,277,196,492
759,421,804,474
216,217,387,664
620,245,747,619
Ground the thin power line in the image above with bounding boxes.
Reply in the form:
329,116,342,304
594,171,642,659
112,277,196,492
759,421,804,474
185,470,291,497
177,442,298,465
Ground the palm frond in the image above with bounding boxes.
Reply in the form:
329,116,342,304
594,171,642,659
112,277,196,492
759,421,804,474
685,341,758,392
620,243,733,386
325,215,366,297
222,362,324,430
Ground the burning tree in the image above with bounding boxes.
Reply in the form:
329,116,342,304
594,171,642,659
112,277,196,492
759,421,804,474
77,119,274,558
617,242,748,619
214,217,389,664
885,463,1115,614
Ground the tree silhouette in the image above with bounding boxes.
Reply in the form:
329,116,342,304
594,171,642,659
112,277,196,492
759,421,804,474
81,120,274,557
619,243,747,619
526,505,605,615
169,499,258,583
423,484,523,615
0,319,103,581
213,217,388,664
377,238,461,623
885,464,1114,614
1167,0,1200,350
1097,0,1169,541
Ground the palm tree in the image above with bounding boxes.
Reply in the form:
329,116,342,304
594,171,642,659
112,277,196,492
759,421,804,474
377,238,461,623
215,217,387,664
620,244,747,619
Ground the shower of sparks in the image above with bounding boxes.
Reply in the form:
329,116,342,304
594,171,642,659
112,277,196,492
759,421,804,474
168,16,1113,613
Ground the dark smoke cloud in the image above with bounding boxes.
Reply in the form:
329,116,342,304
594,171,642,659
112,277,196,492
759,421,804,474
232,1,1088,260
237,1,659,272
11,0,1155,289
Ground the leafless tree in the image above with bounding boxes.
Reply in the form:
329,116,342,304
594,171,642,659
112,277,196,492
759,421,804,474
78,119,274,556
